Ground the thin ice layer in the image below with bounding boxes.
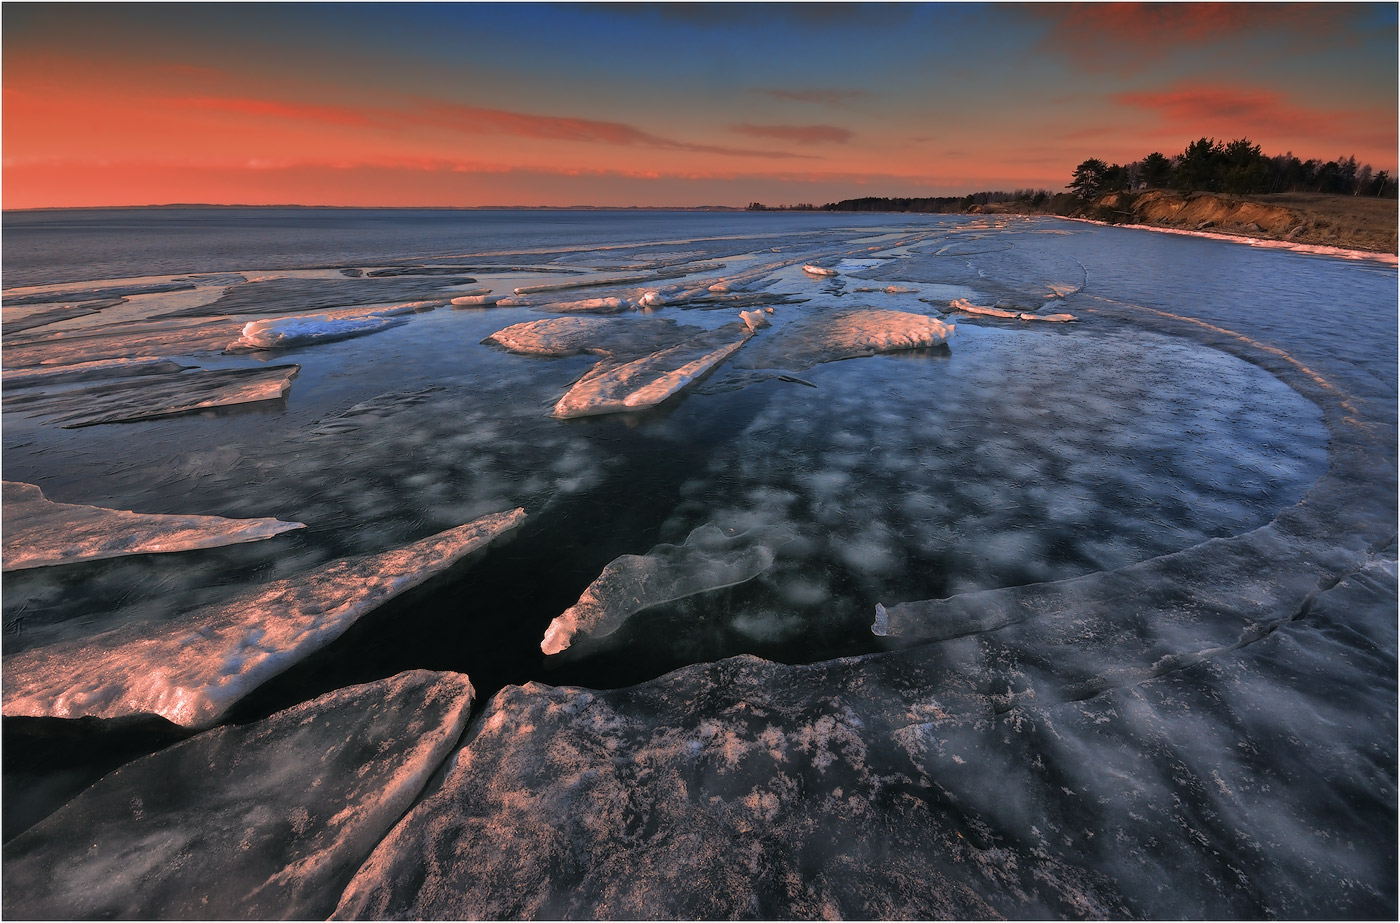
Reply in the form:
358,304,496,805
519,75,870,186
735,309,953,371
553,325,751,418
541,523,793,655
2,364,301,428
1,481,304,571
2,508,525,727
2,670,475,922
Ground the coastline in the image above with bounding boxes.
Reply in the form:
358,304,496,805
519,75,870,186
1058,215,1400,265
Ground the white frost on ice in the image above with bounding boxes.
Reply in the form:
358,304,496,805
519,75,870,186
541,522,795,655
1,508,526,727
1,481,304,571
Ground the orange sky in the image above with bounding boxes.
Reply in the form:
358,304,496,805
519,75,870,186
4,3,1396,208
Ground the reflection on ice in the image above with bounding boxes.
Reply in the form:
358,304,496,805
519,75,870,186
2,481,304,571
2,509,523,726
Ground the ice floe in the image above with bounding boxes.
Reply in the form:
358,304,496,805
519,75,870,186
2,670,475,921
541,523,795,655
2,508,524,727
735,309,953,371
482,316,697,359
802,263,838,277
947,297,1021,319
3,281,195,308
552,325,751,418
2,481,304,571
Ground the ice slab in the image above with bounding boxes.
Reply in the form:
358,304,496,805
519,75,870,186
535,296,637,315
736,309,953,371
2,670,475,921
159,276,474,318
482,316,697,359
2,508,525,727
852,285,918,294
513,268,694,296
1021,311,1076,322
541,523,794,655
802,263,838,277
552,326,751,418
2,481,304,571
2,363,300,428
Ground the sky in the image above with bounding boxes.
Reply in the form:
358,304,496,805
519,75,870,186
3,2,1397,208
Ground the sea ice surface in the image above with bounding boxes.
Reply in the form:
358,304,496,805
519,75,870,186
482,316,696,358
1,508,524,727
1,480,304,571
734,309,953,371
2,670,475,921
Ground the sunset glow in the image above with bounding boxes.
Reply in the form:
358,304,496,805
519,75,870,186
3,2,1397,208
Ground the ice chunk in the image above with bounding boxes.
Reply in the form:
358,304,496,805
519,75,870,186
541,523,795,655
2,508,525,727
1,481,304,571
2,670,475,921
736,309,953,371
2,363,301,428
482,316,695,358
852,285,919,294
451,293,501,307
739,309,770,332
1020,312,1076,322
552,326,751,418
535,296,636,315
802,264,838,277
230,313,404,350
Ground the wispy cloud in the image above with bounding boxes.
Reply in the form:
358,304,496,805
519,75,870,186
158,94,816,159
731,123,854,144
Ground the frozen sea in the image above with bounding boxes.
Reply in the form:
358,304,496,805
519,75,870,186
1,207,1395,919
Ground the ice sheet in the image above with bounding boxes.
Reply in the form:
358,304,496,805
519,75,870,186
542,523,794,655
159,276,475,318
2,670,475,921
2,508,524,727
535,296,637,314
2,480,304,571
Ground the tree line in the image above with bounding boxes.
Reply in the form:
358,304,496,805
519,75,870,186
1070,138,1394,199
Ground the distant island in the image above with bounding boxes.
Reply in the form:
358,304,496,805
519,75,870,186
751,139,1399,255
